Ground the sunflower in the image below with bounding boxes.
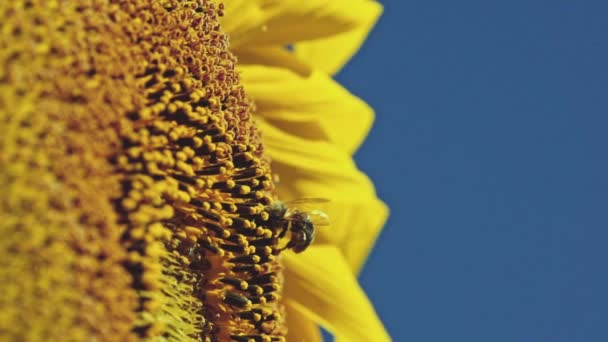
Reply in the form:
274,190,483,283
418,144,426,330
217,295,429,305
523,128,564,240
0,1,388,341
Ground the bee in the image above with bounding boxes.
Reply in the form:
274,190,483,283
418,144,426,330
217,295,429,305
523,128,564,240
265,198,330,253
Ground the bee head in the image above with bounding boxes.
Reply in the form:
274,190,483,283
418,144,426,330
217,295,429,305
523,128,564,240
288,214,315,253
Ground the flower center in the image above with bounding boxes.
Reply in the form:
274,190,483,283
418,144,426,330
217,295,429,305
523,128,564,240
119,62,286,340
1,1,287,341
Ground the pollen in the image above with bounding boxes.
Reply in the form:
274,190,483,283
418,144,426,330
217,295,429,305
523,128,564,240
1,1,285,341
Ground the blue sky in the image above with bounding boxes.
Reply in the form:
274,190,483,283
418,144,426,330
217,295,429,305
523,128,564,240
334,1,608,341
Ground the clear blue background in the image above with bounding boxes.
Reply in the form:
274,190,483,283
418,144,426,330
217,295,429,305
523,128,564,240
333,1,608,341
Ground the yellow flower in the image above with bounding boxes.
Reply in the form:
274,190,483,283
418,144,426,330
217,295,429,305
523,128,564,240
0,1,388,341
221,1,391,341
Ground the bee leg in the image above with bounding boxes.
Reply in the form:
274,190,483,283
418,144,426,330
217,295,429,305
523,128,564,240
285,239,297,250
276,240,295,253
273,244,288,255
277,220,290,239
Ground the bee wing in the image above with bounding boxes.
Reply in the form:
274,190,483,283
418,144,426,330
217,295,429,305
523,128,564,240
284,210,331,226
284,198,330,206
284,198,330,213
308,209,331,226
283,198,331,226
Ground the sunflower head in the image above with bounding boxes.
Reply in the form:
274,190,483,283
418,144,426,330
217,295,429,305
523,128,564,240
1,1,290,341
2,0,391,341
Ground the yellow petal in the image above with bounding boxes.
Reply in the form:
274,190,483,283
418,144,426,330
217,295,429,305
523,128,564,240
235,47,312,78
283,246,391,342
285,302,322,342
240,62,374,155
258,119,388,272
320,196,389,274
220,0,265,47
225,0,381,49
294,2,383,74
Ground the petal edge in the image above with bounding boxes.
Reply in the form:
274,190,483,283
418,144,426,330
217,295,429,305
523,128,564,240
284,246,391,342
